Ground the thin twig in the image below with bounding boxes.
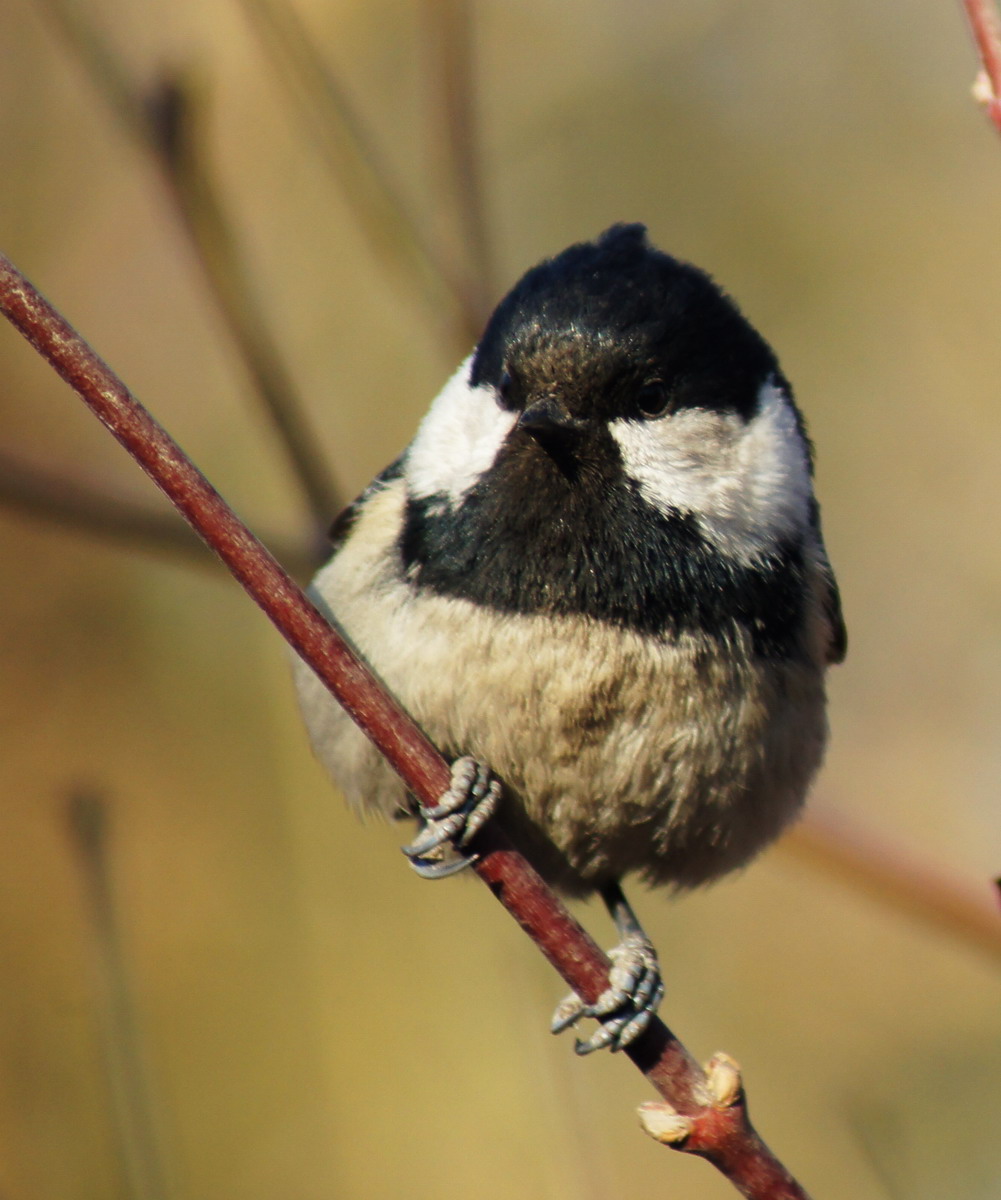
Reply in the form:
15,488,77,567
421,0,494,326
962,0,1001,133
0,448,318,578
0,251,812,1200
68,790,170,1200
787,807,1001,963
236,0,484,349
37,0,342,534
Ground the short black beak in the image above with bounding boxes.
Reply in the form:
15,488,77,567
517,397,586,450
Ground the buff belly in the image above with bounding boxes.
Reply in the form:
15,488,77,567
292,483,830,897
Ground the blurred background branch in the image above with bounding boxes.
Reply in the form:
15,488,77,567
236,0,488,349
37,0,342,540
67,790,170,1200
420,0,495,321
0,447,316,577
786,807,1001,964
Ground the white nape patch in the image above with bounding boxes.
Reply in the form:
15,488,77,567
405,356,518,505
609,377,812,563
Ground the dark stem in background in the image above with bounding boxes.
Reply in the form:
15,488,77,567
37,0,341,541
236,0,486,351
0,448,315,578
422,0,495,325
68,791,170,1200
0,253,812,1200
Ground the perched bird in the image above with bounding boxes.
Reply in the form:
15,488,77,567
294,224,845,1054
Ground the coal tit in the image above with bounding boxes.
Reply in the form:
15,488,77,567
294,224,845,1054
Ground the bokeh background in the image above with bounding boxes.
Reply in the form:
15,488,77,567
2,1,1001,1197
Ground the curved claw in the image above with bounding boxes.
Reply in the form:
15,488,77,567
406,850,481,879
550,994,585,1035
403,812,468,858
574,1017,625,1056
552,933,663,1055
402,756,501,879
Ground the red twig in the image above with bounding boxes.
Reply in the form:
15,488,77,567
962,0,1001,133
0,253,811,1200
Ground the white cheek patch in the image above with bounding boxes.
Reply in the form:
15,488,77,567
609,378,812,563
405,355,518,505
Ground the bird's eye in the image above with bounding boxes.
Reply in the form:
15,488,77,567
635,382,673,420
497,369,516,408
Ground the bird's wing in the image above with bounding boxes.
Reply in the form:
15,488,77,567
328,455,406,551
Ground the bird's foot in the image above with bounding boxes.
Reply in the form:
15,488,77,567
402,756,501,878
551,933,665,1055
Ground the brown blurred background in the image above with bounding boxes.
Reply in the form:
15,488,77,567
2,1,1001,1197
